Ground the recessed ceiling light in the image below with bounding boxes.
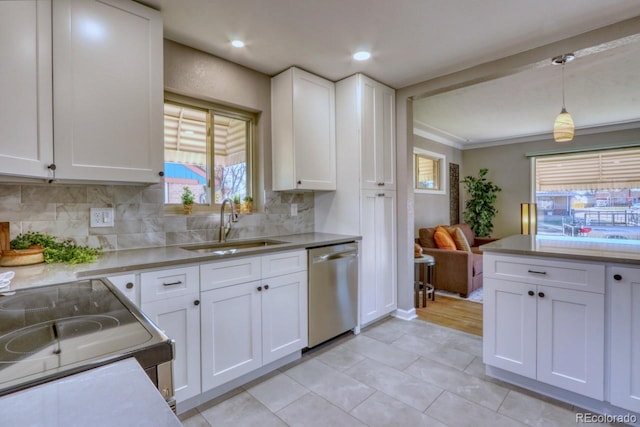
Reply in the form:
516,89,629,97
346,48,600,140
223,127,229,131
353,51,371,61
231,40,245,48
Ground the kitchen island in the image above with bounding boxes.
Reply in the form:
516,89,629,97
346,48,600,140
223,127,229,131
481,235,640,424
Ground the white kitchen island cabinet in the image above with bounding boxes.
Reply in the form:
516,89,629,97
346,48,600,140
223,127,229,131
200,250,307,391
52,0,163,183
141,266,201,403
0,0,53,179
271,67,336,191
608,265,640,413
483,253,605,400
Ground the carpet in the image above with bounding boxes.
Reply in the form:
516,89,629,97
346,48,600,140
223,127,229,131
435,287,483,303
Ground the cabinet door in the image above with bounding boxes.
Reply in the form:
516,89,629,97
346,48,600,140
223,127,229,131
537,286,604,400
608,266,640,412
261,271,308,365
107,273,139,307
271,67,336,191
292,69,336,190
200,282,262,391
142,295,201,403
483,278,537,378
0,0,53,178
52,0,163,182
360,190,397,325
360,76,395,190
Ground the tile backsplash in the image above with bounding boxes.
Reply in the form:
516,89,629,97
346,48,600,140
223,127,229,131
0,183,313,251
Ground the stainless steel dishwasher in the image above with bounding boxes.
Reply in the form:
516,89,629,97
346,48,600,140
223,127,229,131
307,242,359,348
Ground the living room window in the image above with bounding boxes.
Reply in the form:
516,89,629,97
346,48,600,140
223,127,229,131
532,146,640,240
163,94,254,213
413,148,445,194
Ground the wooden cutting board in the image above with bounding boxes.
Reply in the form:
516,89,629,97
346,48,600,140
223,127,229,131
0,222,9,253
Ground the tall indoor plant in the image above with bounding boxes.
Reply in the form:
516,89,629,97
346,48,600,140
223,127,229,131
462,168,502,237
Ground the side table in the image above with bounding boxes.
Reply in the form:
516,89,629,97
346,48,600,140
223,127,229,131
414,254,435,308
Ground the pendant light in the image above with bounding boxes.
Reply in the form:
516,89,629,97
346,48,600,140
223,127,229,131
552,53,575,142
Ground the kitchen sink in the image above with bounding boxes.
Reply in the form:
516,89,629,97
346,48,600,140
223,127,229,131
180,239,286,255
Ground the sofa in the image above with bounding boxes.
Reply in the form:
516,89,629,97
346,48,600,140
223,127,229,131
415,223,498,298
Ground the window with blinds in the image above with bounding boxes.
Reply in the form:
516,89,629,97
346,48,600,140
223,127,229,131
413,147,445,194
533,146,640,240
536,148,640,191
163,95,253,210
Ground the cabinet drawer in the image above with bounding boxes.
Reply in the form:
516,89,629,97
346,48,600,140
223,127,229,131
200,256,261,291
107,273,139,307
485,254,604,293
261,250,307,278
141,266,199,303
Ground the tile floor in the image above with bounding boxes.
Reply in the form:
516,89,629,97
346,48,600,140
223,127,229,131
179,317,613,426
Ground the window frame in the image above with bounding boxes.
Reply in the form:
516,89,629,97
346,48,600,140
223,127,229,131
413,147,446,195
163,92,256,215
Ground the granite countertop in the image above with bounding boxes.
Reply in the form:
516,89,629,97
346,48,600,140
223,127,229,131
0,358,181,427
1,232,360,290
481,234,640,265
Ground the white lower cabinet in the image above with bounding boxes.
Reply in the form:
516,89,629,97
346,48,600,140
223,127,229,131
107,274,139,307
359,190,396,325
200,281,262,391
140,266,200,403
200,251,308,392
608,265,640,412
142,295,201,403
483,254,604,400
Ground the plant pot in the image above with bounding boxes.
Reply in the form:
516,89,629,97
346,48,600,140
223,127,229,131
0,246,45,266
183,204,193,215
242,201,253,214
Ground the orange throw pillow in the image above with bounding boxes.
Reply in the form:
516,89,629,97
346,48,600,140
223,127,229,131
434,228,457,250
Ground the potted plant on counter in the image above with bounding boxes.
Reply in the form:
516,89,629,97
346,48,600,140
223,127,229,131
181,186,195,215
233,194,242,213
461,168,502,237
242,196,253,214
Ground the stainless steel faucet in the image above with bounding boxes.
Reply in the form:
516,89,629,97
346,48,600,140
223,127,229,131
219,198,238,242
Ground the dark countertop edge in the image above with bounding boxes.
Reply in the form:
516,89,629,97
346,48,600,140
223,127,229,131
76,233,361,278
480,235,640,266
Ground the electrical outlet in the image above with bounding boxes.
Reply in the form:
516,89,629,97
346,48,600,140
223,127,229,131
90,207,115,228
291,203,298,216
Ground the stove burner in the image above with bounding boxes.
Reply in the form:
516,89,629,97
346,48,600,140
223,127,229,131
3,315,120,356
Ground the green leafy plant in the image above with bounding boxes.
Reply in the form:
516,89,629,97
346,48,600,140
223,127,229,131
233,194,241,204
461,168,502,237
10,232,102,264
243,196,253,202
181,186,195,205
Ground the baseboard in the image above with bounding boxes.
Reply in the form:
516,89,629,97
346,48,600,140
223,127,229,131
393,307,417,321
486,366,640,427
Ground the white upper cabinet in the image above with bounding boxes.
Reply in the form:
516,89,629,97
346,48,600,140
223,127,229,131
0,1,53,179
271,67,336,191
359,75,395,190
52,0,163,183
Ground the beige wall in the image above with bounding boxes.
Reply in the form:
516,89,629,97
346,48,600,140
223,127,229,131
413,135,462,233
164,40,272,206
462,128,640,238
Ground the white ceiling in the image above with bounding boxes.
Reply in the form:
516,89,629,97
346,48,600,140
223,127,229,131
139,0,640,145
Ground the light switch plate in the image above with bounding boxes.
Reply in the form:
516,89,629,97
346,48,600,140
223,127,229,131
290,203,298,216
90,207,115,228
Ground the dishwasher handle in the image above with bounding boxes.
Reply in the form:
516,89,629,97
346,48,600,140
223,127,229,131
312,250,358,264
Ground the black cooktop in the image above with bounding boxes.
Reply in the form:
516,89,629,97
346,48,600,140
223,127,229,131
0,279,172,396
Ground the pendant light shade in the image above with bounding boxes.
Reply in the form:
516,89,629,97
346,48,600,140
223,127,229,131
552,53,575,143
554,108,574,142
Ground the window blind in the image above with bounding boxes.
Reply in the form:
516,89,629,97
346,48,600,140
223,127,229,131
535,147,640,191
